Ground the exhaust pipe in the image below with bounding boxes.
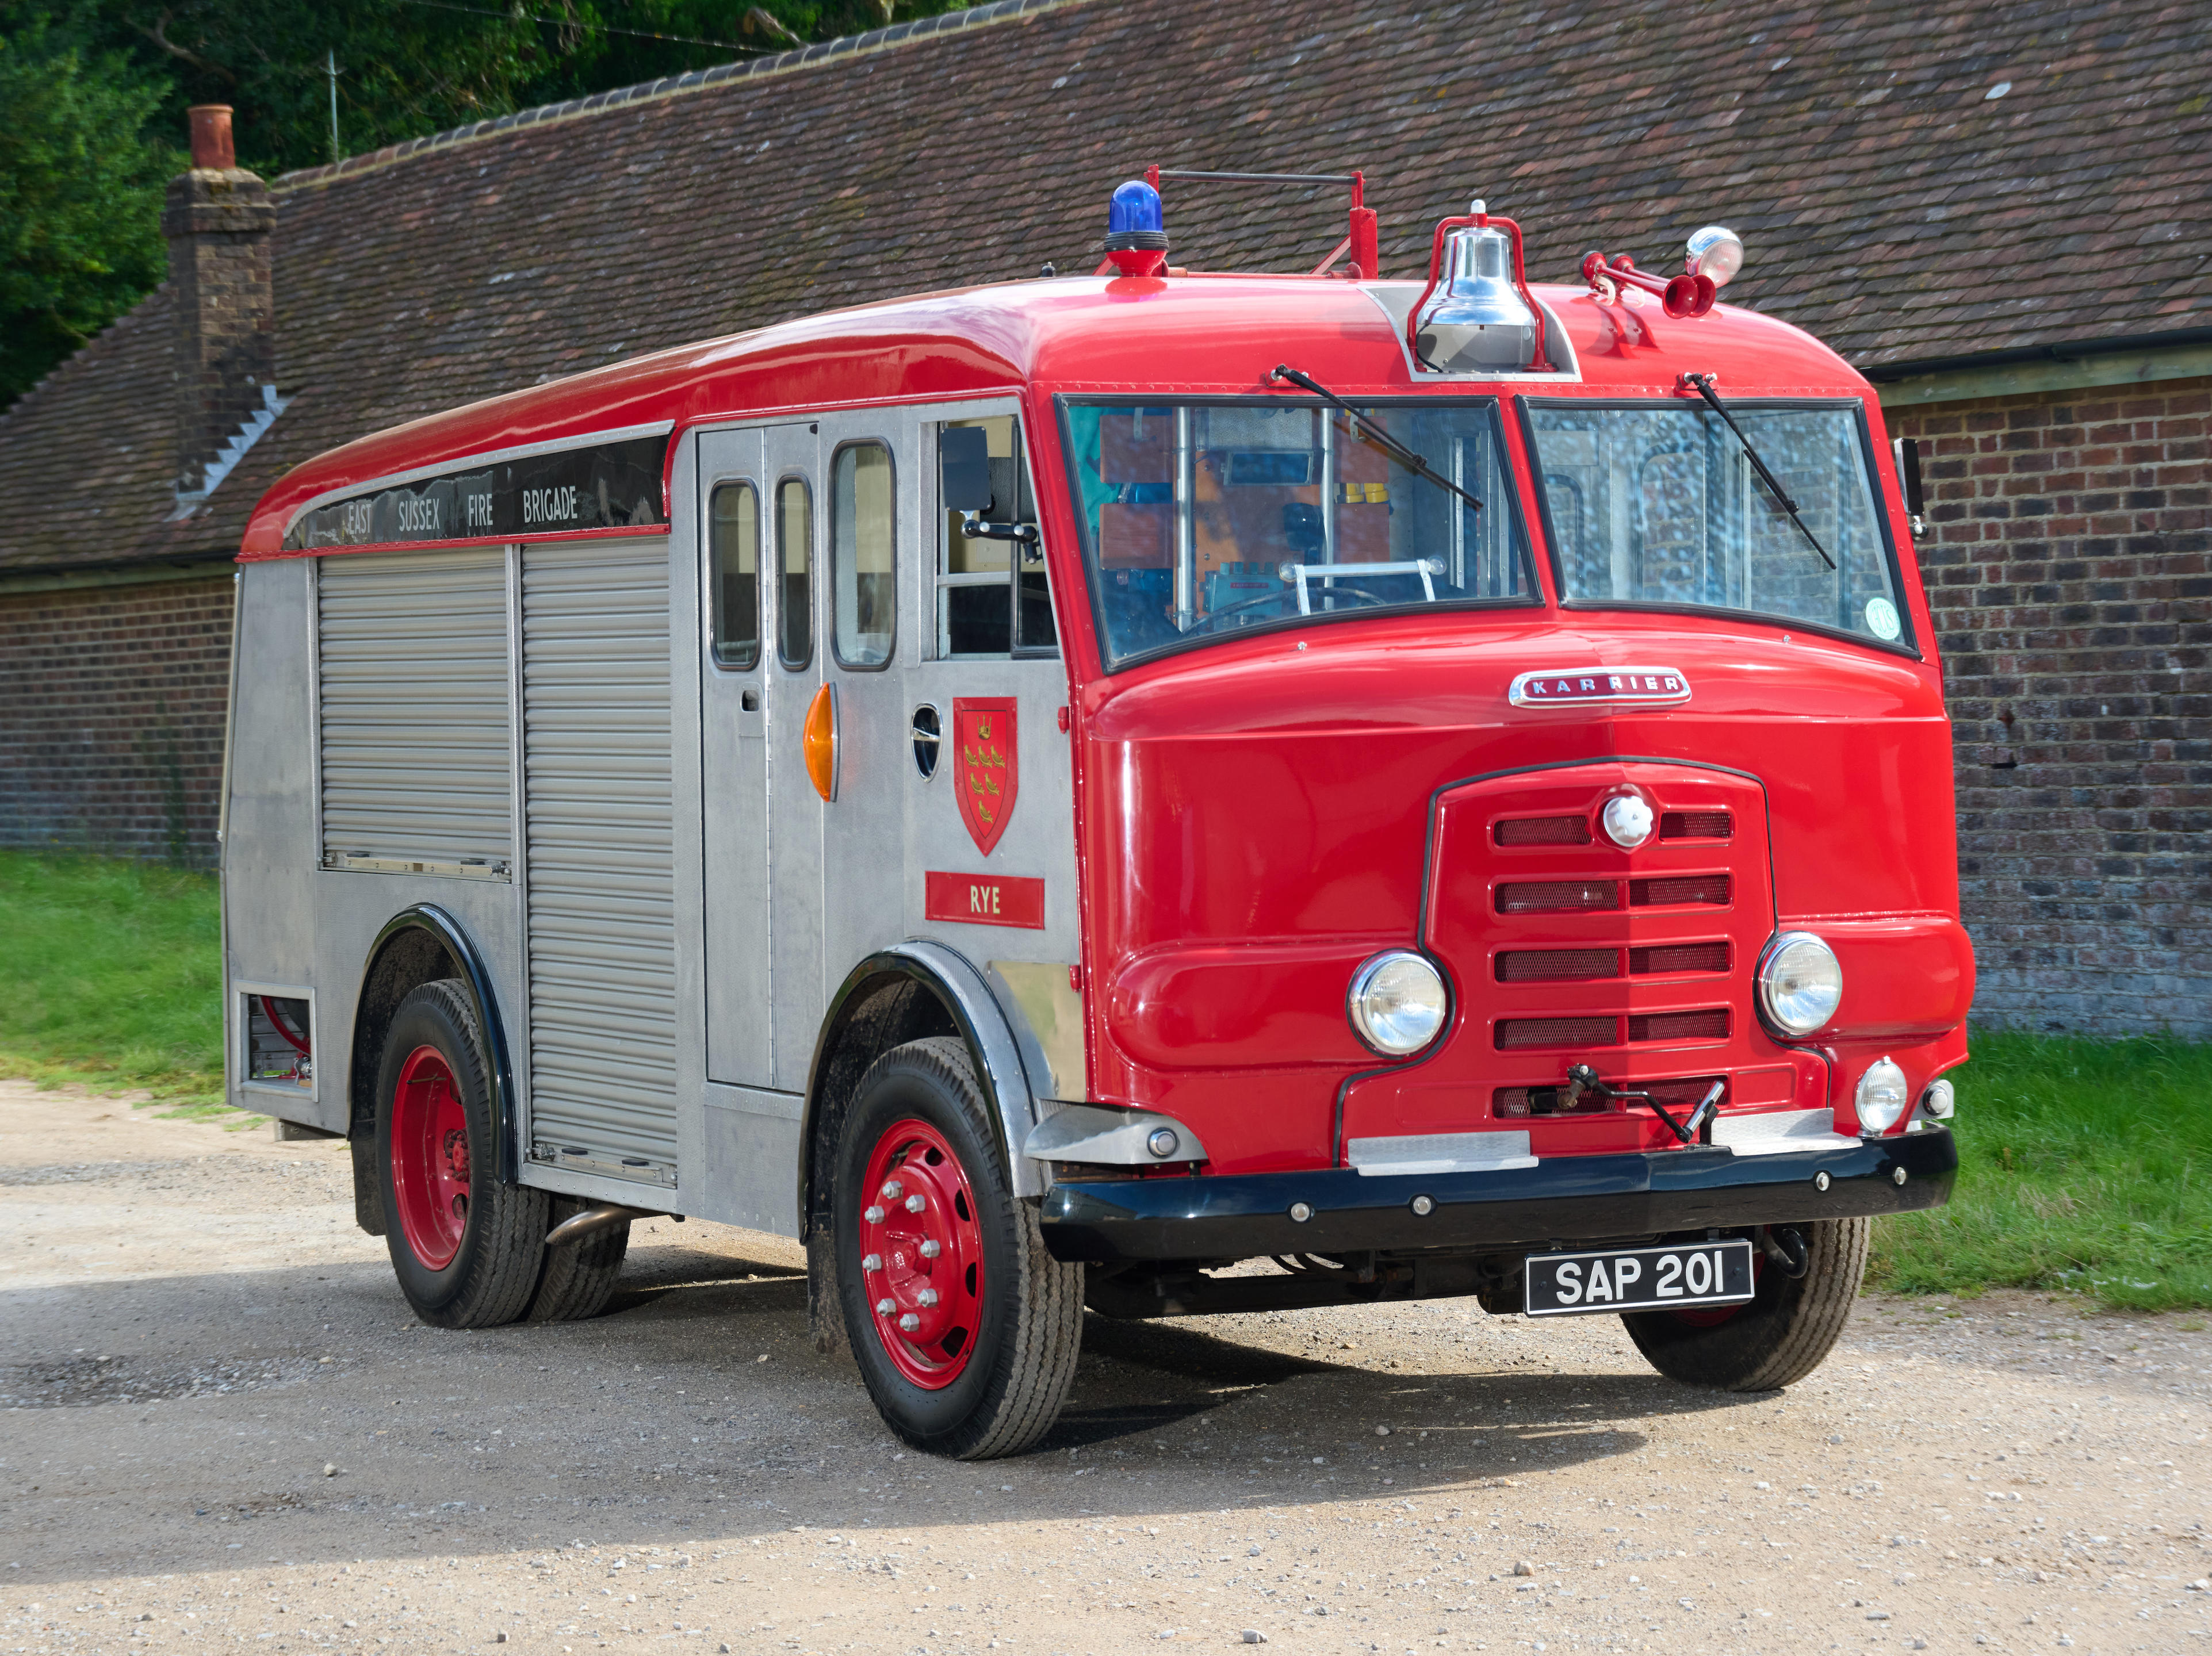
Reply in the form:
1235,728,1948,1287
546,1203,655,1248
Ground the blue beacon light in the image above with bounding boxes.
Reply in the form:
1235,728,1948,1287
1103,179,1169,275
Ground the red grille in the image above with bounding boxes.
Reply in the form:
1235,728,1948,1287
1498,880,1619,914
1497,948,1619,983
1497,1015,1620,1050
1496,815,1592,846
1630,874,1731,907
1630,941,1731,975
1628,1009,1731,1042
1660,811,1733,839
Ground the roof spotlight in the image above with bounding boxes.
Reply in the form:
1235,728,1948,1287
1685,225,1744,288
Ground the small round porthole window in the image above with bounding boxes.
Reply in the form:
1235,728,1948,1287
911,703,942,780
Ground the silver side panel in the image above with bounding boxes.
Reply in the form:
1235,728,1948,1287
316,547,514,872
520,538,680,1187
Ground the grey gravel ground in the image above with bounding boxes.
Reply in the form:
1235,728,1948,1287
3,1076,2209,1656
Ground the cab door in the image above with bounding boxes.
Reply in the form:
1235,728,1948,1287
698,428,771,1087
763,424,829,1091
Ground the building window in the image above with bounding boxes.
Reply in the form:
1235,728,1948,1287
709,481,760,670
832,442,895,668
776,476,812,670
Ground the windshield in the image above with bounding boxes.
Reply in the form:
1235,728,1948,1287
1525,401,1909,647
1064,400,1533,669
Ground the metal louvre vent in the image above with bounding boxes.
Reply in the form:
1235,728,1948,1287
316,547,512,875
520,539,678,1184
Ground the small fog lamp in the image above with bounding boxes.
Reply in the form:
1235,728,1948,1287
1348,950,1449,1057
1755,931,1842,1038
1686,225,1744,288
1600,792,1654,849
1856,1057,1910,1135
1146,1127,1181,1159
1920,1077,1955,1121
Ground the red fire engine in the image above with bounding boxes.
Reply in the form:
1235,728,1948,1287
221,172,1968,1458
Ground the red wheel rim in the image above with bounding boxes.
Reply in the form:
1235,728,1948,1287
1673,1246,1761,1328
856,1117,986,1390
391,1045,472,1270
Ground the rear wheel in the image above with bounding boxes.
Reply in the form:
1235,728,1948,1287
1621,1218,1867,1390
528,1197,630,1321
833,1037,1082,1458
376,979,546,1328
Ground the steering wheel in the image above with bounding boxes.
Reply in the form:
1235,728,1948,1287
1187,582,1390,635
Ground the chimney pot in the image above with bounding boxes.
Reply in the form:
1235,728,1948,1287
187,105,235,171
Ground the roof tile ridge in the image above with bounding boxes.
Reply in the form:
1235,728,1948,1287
270,0,1080,194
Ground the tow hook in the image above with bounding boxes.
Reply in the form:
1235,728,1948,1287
1759,1225,1811,1279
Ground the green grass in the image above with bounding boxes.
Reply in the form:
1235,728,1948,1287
1869,1029,2212,1313
0,850,235,1114
1,853,2206,1305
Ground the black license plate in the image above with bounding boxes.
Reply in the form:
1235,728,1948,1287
1525,1239,1756,1317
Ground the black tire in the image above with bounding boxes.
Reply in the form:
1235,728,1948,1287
527,1196,629,1321
832,1037,1082,1458
374,979,547,1329
1621,1218,1869,1390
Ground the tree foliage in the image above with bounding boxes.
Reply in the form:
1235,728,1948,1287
0,0,970,407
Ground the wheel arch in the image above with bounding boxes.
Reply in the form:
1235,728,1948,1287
797,943,1044,1241
351,905,518,1184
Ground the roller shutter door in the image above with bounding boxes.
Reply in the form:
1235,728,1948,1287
519,539,679,1186
316,547,512,875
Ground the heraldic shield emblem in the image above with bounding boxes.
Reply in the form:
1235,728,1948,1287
952,697,1017,856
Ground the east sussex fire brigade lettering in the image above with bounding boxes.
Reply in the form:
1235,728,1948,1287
395,496,441,535
522,484,581,526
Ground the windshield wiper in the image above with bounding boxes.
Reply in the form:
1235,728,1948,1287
1682,372,1835,570
1271,365,1482,515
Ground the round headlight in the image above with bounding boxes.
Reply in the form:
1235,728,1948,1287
1856,1056,1910,1135
1686,224,1744,288
1348,951,1449,1057
1755,931,1842,1038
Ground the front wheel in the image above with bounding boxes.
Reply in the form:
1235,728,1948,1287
1620,1218,1868,1391
833,1037,1082,1458
376,979,547,1328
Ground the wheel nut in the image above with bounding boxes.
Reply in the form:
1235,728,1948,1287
919,1239,942,1259
917,1289,939,1307
1892,1166,1908,1186
861,1253,883,1272
875,1297,895,1317
905,1194,927,1213
864,1204,886,1223
881,1179,904,1200
1813,1170,1832,1193
898,1312,921,1332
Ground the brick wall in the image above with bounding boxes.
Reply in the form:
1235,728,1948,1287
0,574,235,865
1892,376,2211,1037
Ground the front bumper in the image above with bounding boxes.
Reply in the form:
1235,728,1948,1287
1039,1126,1955,1264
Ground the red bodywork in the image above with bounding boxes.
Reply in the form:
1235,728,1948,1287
243,272,1972,1179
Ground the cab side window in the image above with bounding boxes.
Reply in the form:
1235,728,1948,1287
775,477,812,669
937,416,1055,658
709,481,760,670
832,442,895,668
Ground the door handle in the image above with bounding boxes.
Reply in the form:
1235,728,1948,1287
804,682,838,802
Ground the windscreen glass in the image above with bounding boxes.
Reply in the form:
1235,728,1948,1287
1526,401,1907,647
1065,400,1533,670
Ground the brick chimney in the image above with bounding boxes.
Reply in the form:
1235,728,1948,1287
162,105,279,509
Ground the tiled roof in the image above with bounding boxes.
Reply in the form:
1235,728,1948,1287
2,0,2206,575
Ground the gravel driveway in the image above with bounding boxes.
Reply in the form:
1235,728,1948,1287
3,1078,2207,1655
